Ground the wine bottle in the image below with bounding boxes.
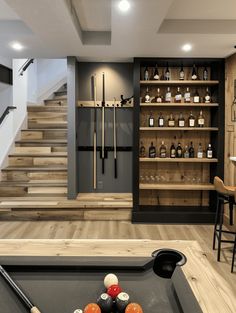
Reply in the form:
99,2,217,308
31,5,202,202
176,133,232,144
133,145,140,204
144,66,149,80
153,64,160,80
197,143,203,158
184,145,189,158
149,142,156,158
144,87,151,103
189,142,195,158
139,142,146,157
170,143,176,158
159,141,167,158
179,64,185,80
174,87,182,103
165,87,172,103
203,67,208,81
148,112,154,127
155,88,162,103
191,64,198,80
176,142,183,158
178,112,185,127
197,110,205,127
164,62,170,80
184,87,191,103
158,112,164,127
206,143,213,159
168,113,175,127
188,111,195,127
204,87,211,103
193,89,200,103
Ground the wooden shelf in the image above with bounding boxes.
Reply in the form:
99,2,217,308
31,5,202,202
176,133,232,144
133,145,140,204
139,127,218,131
140,102,219,107
140,80,219,85
139,158,218,163
139,183,215,191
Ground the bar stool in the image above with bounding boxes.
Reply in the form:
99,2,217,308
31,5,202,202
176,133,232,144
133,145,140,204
213,176,236,262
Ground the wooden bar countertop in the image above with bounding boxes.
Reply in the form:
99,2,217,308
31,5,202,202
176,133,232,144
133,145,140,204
0,239,235,313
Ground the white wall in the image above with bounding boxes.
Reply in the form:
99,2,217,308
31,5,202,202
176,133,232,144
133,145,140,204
27,60,37,104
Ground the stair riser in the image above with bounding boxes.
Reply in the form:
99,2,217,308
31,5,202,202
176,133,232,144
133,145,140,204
0,187,67,197
1,171,67,182
27,107,67,112
21,130,67,140
14,147,52,154
28,112,67,119
44,100,67,106
15,143,67,148
8,157,67,167
28,122,67,129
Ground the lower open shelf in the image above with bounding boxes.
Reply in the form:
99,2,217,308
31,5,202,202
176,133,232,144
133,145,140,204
139,183,215,191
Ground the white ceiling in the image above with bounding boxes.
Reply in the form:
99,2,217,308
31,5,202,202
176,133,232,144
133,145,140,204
0,0,236,61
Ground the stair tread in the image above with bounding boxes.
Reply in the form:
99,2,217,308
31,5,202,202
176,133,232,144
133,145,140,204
9,153,67,157
16,139,67,143
21,129,67,131
3,167,67,171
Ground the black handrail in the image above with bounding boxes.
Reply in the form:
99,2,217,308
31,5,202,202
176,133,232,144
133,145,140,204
18,59,34,76
0,106,16,126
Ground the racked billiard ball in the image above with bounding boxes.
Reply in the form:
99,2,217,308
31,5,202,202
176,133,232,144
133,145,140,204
97,293,113,313
84,303,101,313
73,310,83,313
115,292,130,312
104,273,118,288
107,284,122,299
125,303,143,313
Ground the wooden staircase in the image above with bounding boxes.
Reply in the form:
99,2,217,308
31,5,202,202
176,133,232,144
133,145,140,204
0,86,132,220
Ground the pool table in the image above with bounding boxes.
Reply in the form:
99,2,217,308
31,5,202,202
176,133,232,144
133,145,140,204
0,239,235,313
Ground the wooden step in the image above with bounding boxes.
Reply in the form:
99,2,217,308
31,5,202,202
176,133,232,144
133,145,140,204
14,147,52,154
10,152,67,157
15,140,67,148
0,186,67,197
28,112,67,119
44,99,67,106
8,156,67,167
54,90,67,97
28,121,67,129
27,106,67,112
21,129,67,140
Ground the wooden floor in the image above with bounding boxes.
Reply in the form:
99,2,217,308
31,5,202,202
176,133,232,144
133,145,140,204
0,221,235,297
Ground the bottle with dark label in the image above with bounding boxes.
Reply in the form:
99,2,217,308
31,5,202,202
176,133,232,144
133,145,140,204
155,88,162,103
179,64,185,80
176,142,183,158
158,112,164,127
206,143,213,158
148,112,154,127
165,87,172,103
191,64,198,80
149,142,156,158
159,141,167,158
203,67,208,81
184,87,191,103
153,64,160,80
204,87,211,103
188,111,195,127
175,87,182,103
184,145,189,158
170,143,176,158
139,141,146,157
144,66,149,80
193,89,200,103
168,113,175,127
164,62,170,81
144,87,151,103
197,110,205,127
178,112,185,127
189,141,195,158
197,143,203,158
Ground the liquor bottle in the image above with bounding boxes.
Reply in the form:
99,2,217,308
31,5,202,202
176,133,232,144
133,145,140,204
189,141,195,158
155,88,162,103
191,64,198,80
148,112,154,127
165,87,172,103
203,67,208,81
158,112,164,127
153,64,160,80
144,66,149,80
164,62,170,81
197,143,203,158
170,143,176,158
168,113,175,127
178,112,185,127
193,89,200,103
188,111,195,127
179,64,185,80
149,142,156,158
174,87,182,103
139,142,146,157
206,143,213,159
159,141,167,158
144,87,151,103
204,87,211,103
184,87,191,103
184,145,189,158
197,110,205,127
176,142,183,158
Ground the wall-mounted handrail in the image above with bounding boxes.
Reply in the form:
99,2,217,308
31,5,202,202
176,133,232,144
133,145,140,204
18,59,34,76
0,106,16,126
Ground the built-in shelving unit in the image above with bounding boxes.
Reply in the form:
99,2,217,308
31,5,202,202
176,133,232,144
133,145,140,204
132,57,225,223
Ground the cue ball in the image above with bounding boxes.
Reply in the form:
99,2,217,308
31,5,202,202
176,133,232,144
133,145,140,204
97,293,113,312
104,273,118,288
73,310,83,313
115,292,130,312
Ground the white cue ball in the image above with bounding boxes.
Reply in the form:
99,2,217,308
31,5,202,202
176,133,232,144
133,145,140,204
104,273,118,288
73,309,83,313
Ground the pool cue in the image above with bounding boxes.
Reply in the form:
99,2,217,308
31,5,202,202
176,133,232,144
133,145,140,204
0,265,41,313
113,98,117,179
101,72,105,174
93,74,97,189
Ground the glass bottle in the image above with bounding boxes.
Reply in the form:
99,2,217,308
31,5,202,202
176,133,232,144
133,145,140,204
204,87,211,103
165,87,172,103
175,87,182,103
184,87,191,103
203,67,208,81
144,66,149,80
189,141,195,158
179,64,185,80
206,143,213,159
184,145,189,158
164,62,170,81
168,113,175,127
188,111,195,127
197,110,205,127
159,141,167,158
144,87,151,103
176,142,183,158
148,112,154,127
170,143,176,158
155,88,162,103
178,112,185,127
197,143,203,158
139,141,146,157
193,89,200,103
153,64,160,80
149,142,156,158
158,112,164,127
191,64,198,80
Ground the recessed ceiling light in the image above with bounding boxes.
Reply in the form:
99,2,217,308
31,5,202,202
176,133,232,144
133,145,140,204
182,44,192,52
10,41,24,51
118,0,130,12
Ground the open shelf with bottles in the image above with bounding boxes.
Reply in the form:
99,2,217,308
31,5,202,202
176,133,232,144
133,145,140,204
133,57,225,223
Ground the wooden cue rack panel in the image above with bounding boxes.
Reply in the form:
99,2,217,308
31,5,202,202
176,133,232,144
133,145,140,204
132,58,225,223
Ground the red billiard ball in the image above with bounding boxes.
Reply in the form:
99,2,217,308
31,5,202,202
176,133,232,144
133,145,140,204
107,284,122,299
125,303,143,313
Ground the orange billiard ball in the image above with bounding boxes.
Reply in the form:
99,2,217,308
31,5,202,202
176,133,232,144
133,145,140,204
125,303,143,313
84,303,101,313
